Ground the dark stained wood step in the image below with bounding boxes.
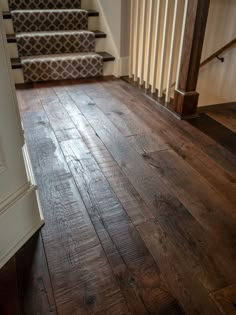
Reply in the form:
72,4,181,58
97,51,115,62
198,102,236,113
3,9,99,19
190,113,236,156
11,52,115,70
6,30,106,43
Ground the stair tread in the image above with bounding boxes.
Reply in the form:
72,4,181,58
21,52,103,61
3,9,99,18
7,30,106,42
11,52,115,69
9,0,81,10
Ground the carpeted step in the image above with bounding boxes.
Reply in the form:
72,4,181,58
9,0,81,10
11,9,88,33
16,31,96,57
21,52,103,82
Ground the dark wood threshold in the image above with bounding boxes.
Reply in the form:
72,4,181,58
190,113,236,155
3,9,99,19
6,30,106,44
11,52,115,70
11,58,22,69
92,30,106,38
2,11,11,19
198,102,236,113
97,51,115,62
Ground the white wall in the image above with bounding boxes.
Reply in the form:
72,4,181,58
99,0,122,54
95,0,130,76
197,0,236,103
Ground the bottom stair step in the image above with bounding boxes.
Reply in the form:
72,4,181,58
11,52,114,83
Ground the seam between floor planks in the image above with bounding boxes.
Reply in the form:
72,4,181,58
28,85,184,314
16,78,236,315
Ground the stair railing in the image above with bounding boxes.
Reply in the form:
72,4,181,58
128,0,210,119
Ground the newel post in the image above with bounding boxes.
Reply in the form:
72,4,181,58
173,0,210,118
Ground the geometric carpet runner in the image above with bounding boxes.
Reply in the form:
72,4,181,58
21,53,103,83
10,0,103,82
9,0,81,10
16,31,96,57
11,10,88,33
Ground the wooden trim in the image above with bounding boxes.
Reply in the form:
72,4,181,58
165,38,236,93
173,0,210,117
201,38,236,68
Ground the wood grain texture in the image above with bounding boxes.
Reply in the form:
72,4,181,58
13,77,236,314
64,87,223,313
22,112,131,315
15,233,58,315
190,114,236,155
0,258,21,315
206,109,236,133
41,85,182,315
211,285,236,315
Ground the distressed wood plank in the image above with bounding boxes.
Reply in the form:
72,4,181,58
0,258,21,315
15,233,58,315
41,89,182,314
54,85,155,226
22,111,130,315
63,88,225,313
211,285,236,314
60,139,182,315
101,80,236,204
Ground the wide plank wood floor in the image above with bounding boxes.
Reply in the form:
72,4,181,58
1,78,236,315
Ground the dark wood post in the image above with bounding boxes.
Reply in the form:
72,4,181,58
173,0,210,118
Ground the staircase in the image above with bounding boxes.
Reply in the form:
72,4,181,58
3,0,115,83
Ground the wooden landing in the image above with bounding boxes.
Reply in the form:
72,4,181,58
1,78,236,315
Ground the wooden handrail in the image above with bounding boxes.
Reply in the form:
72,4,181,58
200,38,236,67
165,38,236,92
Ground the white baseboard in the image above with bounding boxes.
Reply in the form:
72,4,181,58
116,56,129,77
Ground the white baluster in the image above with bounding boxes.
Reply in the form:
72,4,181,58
158,0,170,97
175,0,189,88
166,0,179,102
129,0,134,78
145,0,154,89
134,0,141,82
139,0,147,85
151,0,161,93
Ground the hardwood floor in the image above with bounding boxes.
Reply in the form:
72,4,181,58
1,78,236,314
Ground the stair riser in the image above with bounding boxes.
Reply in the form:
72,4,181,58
12,62,115,84
1,0,95,11
11,10,88,33
21,54,103,82
4,15,99,34
9,0,81,10
7,38,106,58
16,32,96,57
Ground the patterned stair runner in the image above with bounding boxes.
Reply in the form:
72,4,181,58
21,53,103,82
11,10,88,32
9,0,81,10
10,0,104,82
16,31,96,57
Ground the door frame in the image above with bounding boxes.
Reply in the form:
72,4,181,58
0,10,44,269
